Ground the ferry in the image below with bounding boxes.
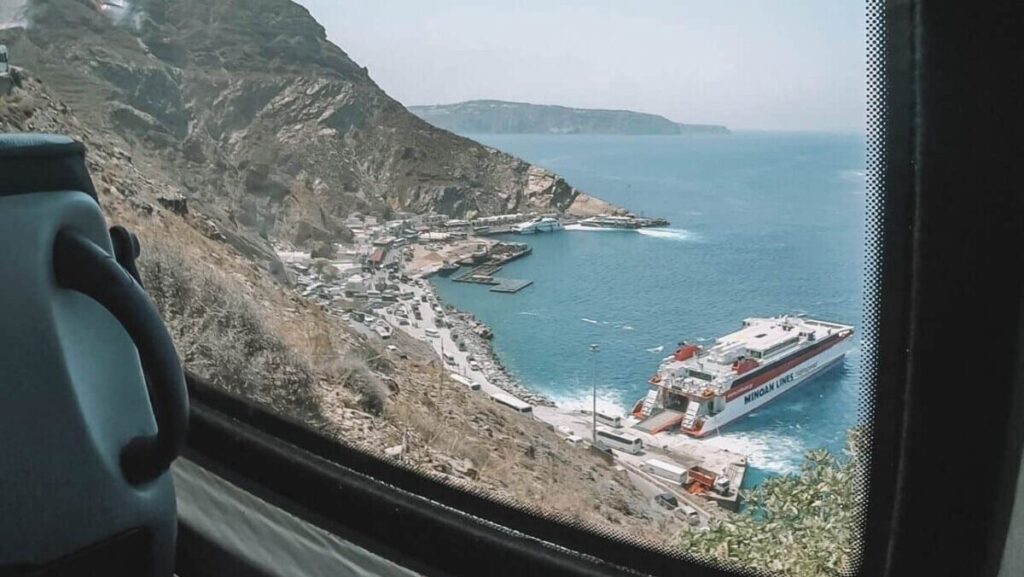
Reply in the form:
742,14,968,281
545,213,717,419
572,214,670,230
515,217,563,234
437,261,460,276
632,316,854,437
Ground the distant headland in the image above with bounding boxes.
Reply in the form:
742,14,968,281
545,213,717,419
408,100,730,135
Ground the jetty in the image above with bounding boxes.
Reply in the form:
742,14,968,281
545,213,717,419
451,242,534,294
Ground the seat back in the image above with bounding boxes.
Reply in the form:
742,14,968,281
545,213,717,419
0,134,184,576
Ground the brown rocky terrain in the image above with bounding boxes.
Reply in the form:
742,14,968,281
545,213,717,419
0,25,681,547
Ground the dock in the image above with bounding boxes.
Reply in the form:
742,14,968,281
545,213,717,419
453,265,533,294
450,242,533,294
533,405,748,513
634,409,684,434
489,279,533,293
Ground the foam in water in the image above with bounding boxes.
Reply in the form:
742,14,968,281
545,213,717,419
564,224,632,232
839,168,866,181
637,228,697,241
581,318,599,324
551,388,629,418
702,432,805,476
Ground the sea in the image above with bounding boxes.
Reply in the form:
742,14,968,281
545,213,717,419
431,132,867,488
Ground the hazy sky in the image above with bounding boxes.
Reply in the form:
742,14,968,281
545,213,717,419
299,1,865,132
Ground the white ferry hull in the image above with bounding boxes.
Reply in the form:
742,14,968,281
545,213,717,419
690,335,852,437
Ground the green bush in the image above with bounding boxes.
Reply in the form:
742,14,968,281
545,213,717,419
680,428,864,577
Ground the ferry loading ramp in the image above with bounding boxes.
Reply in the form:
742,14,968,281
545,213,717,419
634,409,685,434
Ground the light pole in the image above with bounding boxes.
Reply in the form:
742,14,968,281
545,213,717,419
589,343,600,444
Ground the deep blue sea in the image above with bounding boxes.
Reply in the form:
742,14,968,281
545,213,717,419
431,132,867,487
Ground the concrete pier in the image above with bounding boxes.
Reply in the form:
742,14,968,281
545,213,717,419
489,279,533,293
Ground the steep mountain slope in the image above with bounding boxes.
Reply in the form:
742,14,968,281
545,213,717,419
1,0,619,260
0,66,679,547
411,100,730,135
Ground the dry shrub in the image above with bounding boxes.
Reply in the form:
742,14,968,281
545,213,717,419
0,92,37,124
137,239,323,423
321,353,388,416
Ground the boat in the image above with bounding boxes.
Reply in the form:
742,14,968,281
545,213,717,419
437,261,460,276
632,316,854,437
515,217,564,234
572,214,670,230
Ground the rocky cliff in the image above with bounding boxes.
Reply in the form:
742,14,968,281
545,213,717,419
0,0,621,259
410,100,730,135
1,55,678,550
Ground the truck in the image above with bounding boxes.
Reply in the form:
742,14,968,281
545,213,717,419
643,459,688,484
686,466,731,495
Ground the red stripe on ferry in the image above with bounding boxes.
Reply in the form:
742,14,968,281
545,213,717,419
724,333,848,401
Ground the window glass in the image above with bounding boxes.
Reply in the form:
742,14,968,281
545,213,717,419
0,0,870,574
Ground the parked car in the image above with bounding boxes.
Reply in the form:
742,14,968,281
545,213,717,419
654,493,678,510
674,504,700,525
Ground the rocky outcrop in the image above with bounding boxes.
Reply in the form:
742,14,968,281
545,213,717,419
410,100,730,135
0,0,620,262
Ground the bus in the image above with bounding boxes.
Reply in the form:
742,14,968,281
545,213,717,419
448,373,481,391
489,392,532,414
595,411,623,428
595,427,644,455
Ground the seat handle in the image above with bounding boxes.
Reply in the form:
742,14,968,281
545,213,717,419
53,229,188,485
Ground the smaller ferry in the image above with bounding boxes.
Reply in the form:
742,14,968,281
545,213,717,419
515,217,563,234
632,316,853,437
437,261,460,276
573,214,670,230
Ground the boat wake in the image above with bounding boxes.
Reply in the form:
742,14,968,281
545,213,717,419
517,311,542,317
564,224,630,232
637,228,698,242
581,318,599,324
839,168,866,181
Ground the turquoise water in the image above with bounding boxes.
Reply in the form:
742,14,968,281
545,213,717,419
432,132,867,487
